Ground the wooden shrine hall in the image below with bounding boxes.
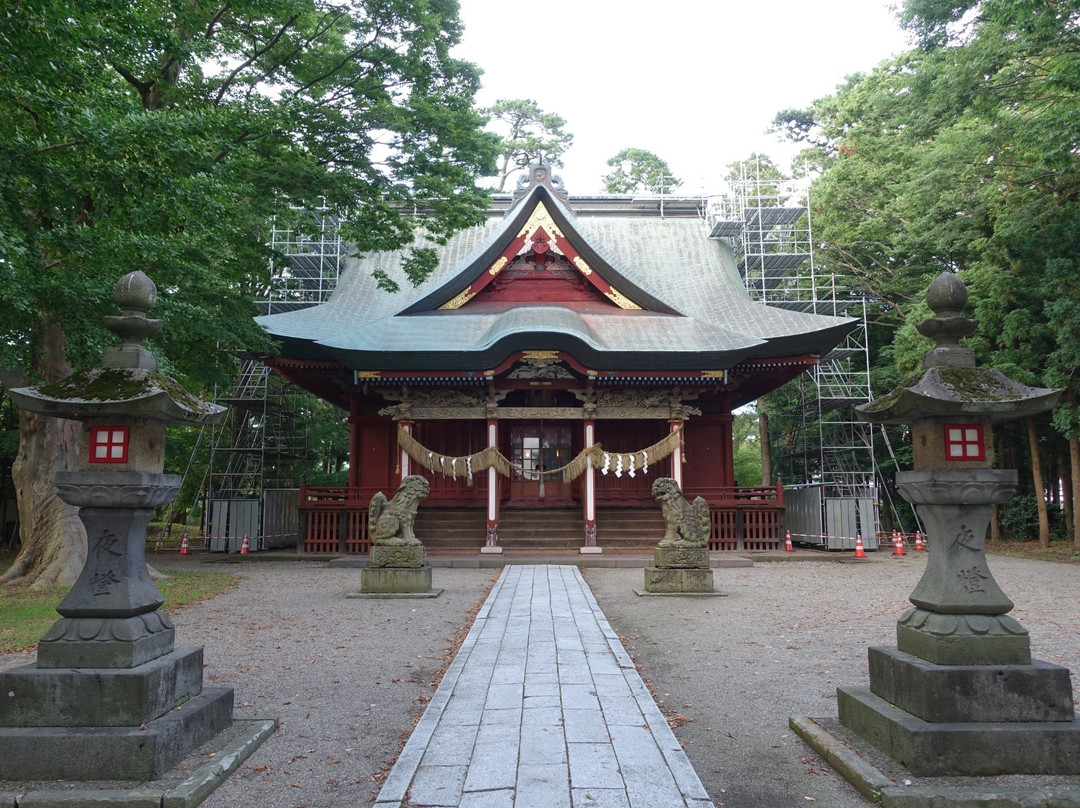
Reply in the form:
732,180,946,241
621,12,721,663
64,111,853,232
258,165,856,555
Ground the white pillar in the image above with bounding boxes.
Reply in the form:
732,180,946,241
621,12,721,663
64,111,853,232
581,420,601,554
400,421,412,482
482,418,503,553
670,420,683,489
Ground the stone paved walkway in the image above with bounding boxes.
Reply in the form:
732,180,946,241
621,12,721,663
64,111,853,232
374,564,715,808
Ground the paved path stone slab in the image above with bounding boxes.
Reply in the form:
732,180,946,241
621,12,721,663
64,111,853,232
374,565,715,808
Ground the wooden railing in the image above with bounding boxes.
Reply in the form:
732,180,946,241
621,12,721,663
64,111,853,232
298,484,371,554
704,483,784,551
299,481,785,554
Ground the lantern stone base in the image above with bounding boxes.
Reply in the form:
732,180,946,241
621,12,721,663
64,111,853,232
0,646,208,727
897,608,1032,666
838,646,1080,776
838,685,1080,777
0,680,234,780
360,565,433,594
36,611,176,669
643,566,714,594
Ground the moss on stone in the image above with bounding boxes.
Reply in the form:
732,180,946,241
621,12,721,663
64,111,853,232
36,368,210,411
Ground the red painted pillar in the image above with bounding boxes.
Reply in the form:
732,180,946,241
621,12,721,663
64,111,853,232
348,397,361,491
719,412,735,489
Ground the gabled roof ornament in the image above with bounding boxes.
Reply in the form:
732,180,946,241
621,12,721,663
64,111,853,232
511,163,569,209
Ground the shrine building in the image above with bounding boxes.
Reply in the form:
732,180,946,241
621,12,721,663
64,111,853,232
257,166,856,555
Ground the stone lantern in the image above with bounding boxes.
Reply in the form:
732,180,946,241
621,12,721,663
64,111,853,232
837,271,1080,776
0,271,242,781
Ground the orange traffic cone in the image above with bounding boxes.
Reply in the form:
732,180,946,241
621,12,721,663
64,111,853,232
892,530,906,557
784,530,795,553
240,535,251,555
853,535,867,559
914,530,925,551
179,536,190,555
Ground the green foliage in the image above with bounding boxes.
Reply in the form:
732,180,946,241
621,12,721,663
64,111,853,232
0,0,498,389
731,409,763,487
770,0,1080,506
601,148,682,195
1000,494,1066,541
483,99,573,190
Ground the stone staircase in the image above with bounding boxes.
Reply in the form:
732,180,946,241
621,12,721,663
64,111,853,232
595,507,665,551
413,506,666,555
498,507,584,552
413,508,488,554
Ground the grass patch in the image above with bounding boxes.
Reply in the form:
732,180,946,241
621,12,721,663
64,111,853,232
0,555,238,654
987,540,1080,565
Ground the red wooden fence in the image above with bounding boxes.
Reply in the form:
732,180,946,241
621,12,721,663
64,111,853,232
299,481,784,554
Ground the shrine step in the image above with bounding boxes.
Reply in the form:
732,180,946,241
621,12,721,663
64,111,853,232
413,508,487,552
498,507,583,550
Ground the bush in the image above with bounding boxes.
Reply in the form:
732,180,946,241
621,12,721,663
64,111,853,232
1000,494,1066,541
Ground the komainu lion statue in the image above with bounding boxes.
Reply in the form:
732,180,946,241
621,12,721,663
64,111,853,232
368,475,430,546
652,477,710,548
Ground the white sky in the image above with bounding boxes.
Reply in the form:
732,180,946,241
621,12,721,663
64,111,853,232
454,0,912,194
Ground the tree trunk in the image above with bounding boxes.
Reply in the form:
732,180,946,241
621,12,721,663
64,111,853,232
759,407,773,485
0,319,86,589
0,407,86,589
1027,418,1050,548
1061,450,1073,538
1071,436,1080,550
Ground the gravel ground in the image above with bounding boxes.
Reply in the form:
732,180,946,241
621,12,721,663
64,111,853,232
2,550,1078,807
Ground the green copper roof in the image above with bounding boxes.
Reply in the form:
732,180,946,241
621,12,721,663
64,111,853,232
258,182,856,371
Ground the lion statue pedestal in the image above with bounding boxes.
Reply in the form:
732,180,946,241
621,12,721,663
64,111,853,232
357,476,440,597
643,477,715,594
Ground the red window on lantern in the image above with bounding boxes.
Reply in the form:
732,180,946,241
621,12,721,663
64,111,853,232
89,426,130,463
944,423,985,462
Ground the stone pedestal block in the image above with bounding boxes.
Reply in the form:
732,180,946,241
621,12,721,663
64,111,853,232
837,684,1080,776
643,567,714,594
654,546,709,569
361,565,433,594
0,647,205,727
368,544,426,569
0,686,234,780
866,646,1073,723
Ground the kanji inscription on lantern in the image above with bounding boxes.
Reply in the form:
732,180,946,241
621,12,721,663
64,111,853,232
93,529,121,558
90,569,121,596
949,524,977,552
956,566,990,593
90,425,130,464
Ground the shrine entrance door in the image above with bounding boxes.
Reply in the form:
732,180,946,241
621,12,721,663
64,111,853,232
508,423,574,504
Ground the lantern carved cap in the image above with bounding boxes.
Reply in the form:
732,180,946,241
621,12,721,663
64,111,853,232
856,272,1060,425
7,271,225,426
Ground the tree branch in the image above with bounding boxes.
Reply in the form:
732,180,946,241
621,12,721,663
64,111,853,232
213,14,301,106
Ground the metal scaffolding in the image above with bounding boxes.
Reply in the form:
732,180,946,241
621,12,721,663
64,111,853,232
202,207,345,549
706,165,880,546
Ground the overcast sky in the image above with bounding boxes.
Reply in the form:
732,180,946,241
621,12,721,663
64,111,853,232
454,1,913,194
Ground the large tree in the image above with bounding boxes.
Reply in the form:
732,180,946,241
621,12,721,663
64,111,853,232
772,0,1080,543
601,148,682,195
483,98,573,190
0,0,498,587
